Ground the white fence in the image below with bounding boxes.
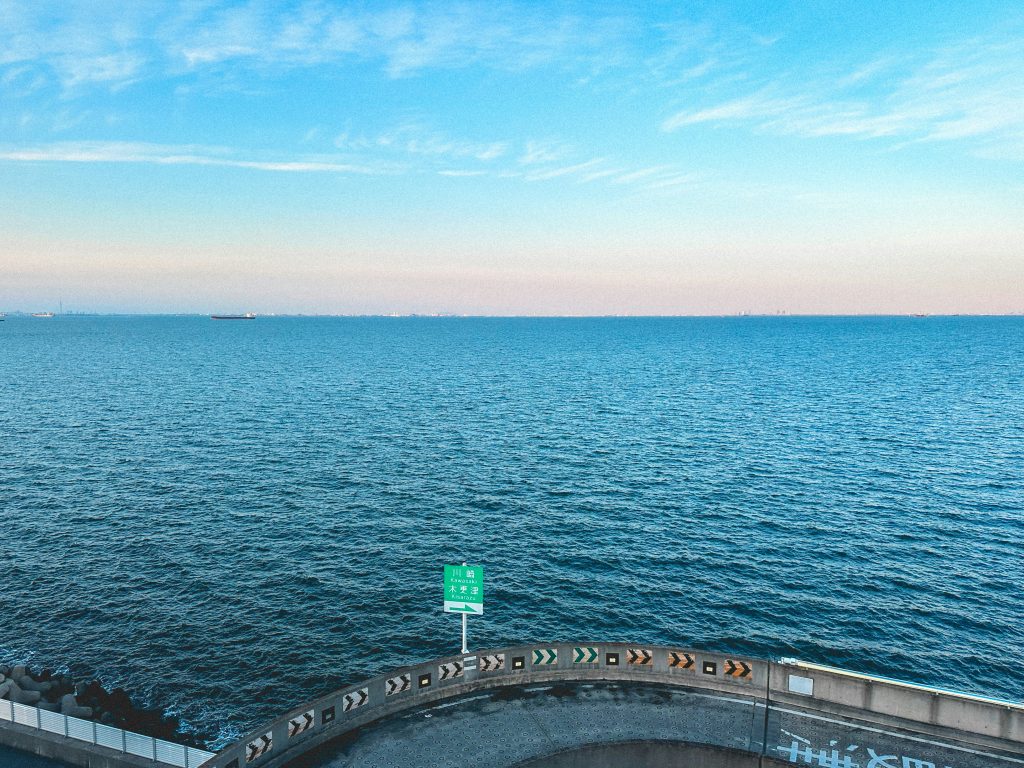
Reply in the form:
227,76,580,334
0,698,214,768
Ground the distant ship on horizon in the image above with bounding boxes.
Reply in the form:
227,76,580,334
211,312,256,320
31,312,55,318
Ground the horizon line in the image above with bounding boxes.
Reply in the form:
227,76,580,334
4,312,1024,319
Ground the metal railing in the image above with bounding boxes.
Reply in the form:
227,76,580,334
0,697,214,768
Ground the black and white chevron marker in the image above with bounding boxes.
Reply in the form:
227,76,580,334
725,659,752,679
245,732,272,763
669,651,695,669
532,648,557,665
627,648,652,665
343,688,368,712
386,673,412,696
287,710,314,738
479,654,505,672
438,661,464,680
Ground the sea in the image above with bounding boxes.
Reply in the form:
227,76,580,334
1,315,1021,748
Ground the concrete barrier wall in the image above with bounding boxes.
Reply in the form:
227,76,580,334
0,698,213,768
6,644,1019,768
201,643,767,768
200,643,1023,768
771,660,1024,747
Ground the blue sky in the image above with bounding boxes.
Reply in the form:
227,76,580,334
2,1,1022,314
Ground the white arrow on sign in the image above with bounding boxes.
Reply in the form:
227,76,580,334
443,601,483,614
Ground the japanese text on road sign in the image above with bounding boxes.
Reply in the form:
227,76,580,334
444,564,484,614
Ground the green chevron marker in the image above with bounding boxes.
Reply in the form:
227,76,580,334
573,646,598,663
533,648,558,665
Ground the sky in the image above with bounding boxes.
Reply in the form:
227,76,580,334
1,0,1023,315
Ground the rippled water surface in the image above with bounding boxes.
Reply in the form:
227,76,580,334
1,316,1022,746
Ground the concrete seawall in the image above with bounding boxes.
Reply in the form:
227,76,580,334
0,699,214,768
200,643,1024,768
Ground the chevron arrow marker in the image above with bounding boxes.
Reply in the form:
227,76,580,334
343,688,368,711
287,711,314,737
573,647,598,663
532,648,557,665
725,659,752,678
627,648,652,665
439,661,464,680
669,651,695,669
246,733,272,763
480,654,505,671
386,674,411,695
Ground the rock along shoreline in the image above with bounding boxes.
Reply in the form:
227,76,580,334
0,663,207,748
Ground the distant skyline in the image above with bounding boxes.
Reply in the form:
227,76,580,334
2,1,1023,315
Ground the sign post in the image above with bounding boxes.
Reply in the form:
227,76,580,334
444,563,484,654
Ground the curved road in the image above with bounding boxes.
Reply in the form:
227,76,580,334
283,679,1023,768
289,681,761,768
211,644,1022,768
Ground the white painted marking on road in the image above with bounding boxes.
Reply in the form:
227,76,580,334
514,683,757,708
687,692,757,707
427,694,492,711
773,706,1024,765
782,729,811,745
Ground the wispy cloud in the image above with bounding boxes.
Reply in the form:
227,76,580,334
611,165,675,184
0,142,385,174
0,139,700,194
326,122,700,191
660,28,1024,158
662,92,797,131
60,52,145,89
524,158,604,181
519,140,573,165
0,2,634,90
335,123,507,162
836,56,900,87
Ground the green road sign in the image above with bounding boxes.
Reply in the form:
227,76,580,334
444,564,484,614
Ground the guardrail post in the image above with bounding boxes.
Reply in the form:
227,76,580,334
152,736,158,762
35,707,40,729
122,727,127,753
63,713,68,738
92,720,97,744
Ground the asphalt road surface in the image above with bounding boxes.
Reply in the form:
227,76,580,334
288,681,1023,768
